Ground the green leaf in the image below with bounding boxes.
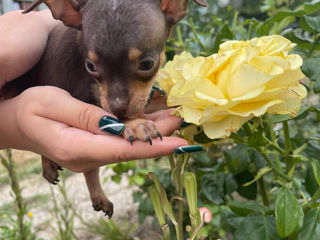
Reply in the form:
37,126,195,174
111,175,121,184
183,172,198,217
304,0,320,14
193,131,214,144
305,142,320,161
305,166,318,196
234,216,281,240
300,17,315,33
224,144,250,174
296,204,304,232
148,185,166,226
286,32,320,51
310,158,320,186
229,132,245,144
235,171,257,200
130,174,145,186
247,132,268,148
229,201,271,216
221,211,244,233
297,208,320,240
243,167,272,187
224,173,238,195
148,173,177,225
314,79,320,93
302,16,320,33
275,187,304,237
251,151,266,170
201,173,225,204
302,56,320,94
266,10,305,23
213,24,234,53
302,57,320,84
255,22,270,36
269,105,310,124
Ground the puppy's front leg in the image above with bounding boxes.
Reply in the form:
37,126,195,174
83,168,113,218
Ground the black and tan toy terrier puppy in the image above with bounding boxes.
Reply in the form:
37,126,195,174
1,0,207,218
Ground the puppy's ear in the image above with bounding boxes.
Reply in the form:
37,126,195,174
161,0,207,23
23,0,85,29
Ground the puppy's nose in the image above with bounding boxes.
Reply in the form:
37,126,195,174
110,98,128,118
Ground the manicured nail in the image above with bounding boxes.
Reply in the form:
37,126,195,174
174,145,203,154
99,116,125,136
180,121,192,128
145,89,155,107
152,86,166,96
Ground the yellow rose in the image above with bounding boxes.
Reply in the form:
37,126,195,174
157,35,307,140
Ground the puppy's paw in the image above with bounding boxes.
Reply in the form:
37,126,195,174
42,157,62,185
122,119,162,145
91,194,114,219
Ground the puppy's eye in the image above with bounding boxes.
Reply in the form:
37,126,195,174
85,60,97,73
139,60,155,71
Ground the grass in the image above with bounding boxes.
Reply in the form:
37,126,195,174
82,218,138,240
0,194,50,222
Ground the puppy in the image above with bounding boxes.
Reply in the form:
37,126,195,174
1,0,207,218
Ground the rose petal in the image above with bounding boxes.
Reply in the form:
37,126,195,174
227,64,274,99
203,115,251,139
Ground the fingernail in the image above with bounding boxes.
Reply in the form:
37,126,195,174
180,121,191,128
99,116,125,136
174,145,203,154
152,86,166,96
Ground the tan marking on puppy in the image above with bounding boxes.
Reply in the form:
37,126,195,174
127,77,156,117
99,82,109,111
128,48,142,61
88,50,99,63
123,119,159,141
160,50,165,66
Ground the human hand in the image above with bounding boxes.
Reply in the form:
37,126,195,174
0,86,187,172
0,10,59,87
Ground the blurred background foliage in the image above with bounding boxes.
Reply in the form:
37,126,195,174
108,0,320,239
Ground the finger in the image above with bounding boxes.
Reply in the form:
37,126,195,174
143,109,183,136
26,113,187,172
70,134,188,171
25,86,117,135
143,109,175,121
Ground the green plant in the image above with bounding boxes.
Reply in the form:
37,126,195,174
166,0,320,239
50,171,78,240
0,149,42,240
108,1,320,239
82,218,137,240
148,154,208,240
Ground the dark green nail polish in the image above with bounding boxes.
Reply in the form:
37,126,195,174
146,89,155,107
174,145,203,154
180,121,192,128
149,89,155,99
99,116,125,136
152,86,166,96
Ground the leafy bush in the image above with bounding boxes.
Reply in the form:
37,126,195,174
108,0,320,239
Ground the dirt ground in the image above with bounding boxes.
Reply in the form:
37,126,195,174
0,150,161,240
